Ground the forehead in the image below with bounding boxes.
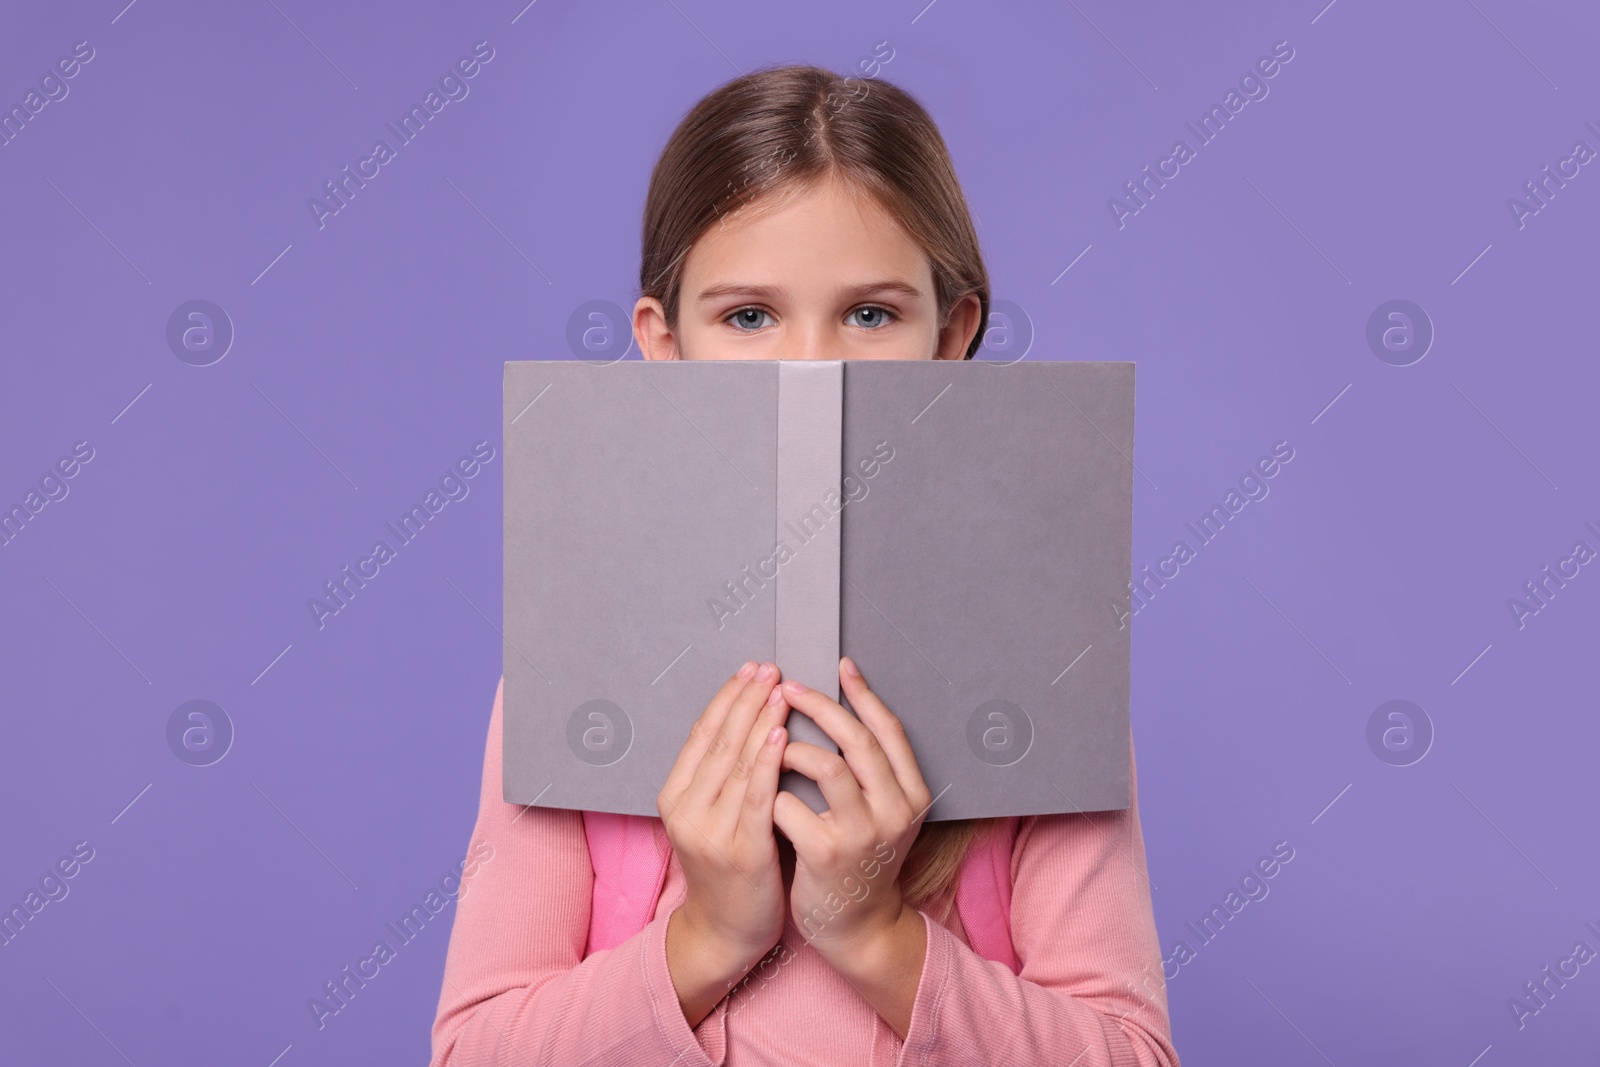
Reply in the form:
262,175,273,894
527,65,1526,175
682,175,930,291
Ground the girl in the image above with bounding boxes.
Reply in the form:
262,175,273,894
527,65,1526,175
431,64,1178,1066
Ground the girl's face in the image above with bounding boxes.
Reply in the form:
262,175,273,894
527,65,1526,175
633,173,982,362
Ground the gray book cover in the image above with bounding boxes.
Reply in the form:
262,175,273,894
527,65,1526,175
502,359,1134,822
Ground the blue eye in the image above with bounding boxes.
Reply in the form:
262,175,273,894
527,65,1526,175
726,307,772,331
850,305,895,329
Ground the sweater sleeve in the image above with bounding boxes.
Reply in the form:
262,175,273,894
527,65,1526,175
894,733,1179,1067
430,676,730,1067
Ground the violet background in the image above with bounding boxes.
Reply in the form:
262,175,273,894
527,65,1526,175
1,0,1596,1064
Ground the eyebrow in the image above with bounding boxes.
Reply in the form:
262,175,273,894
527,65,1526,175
694,280,925,304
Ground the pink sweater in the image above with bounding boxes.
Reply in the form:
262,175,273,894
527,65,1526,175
431,678,1179,1066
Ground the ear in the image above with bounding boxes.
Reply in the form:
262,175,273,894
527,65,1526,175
633,296,681,360
934,293,984,361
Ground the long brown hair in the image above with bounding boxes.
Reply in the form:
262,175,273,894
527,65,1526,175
639,63,1001,911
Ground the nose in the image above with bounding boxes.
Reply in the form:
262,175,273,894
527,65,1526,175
778,320,842,361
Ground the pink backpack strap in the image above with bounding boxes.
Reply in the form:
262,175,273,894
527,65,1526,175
581,810,670,954
953,815,1021,974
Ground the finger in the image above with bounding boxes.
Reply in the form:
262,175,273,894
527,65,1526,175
772,779,827,858
838,657,932,810
780,677,900,801
685,662,781,813
737,707,788,841
719,683,789,818
780,741,873,828
661,660,757,800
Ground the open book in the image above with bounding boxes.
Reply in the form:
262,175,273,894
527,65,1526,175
502,359,1135,821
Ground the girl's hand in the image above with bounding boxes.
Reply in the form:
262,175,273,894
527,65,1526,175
772,656,933,958
658,660,792,1013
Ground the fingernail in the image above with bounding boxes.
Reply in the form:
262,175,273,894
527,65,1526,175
783,679,807,694
766,686,784,706
737,660,756,678
757,662,777,680
767,725,784,744
841,656,861,678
